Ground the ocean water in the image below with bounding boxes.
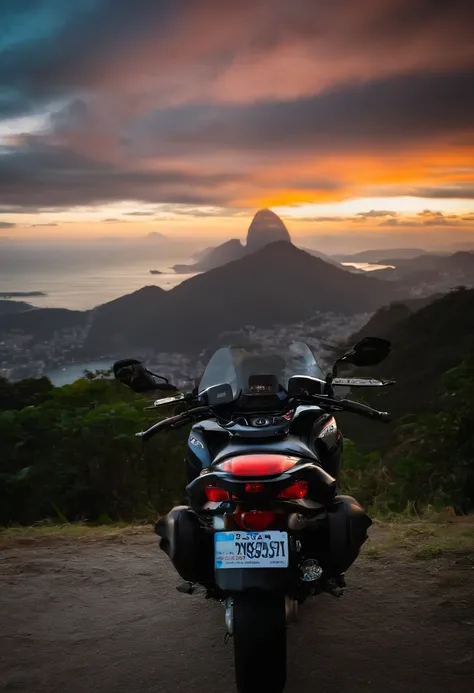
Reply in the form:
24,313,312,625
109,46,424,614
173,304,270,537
0,242,389,312
341,261,394,272
45,359,114,386
0,242,198,310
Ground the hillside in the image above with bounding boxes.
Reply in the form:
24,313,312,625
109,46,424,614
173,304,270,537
0,300,32,315
0,307,88,339
89,286,168,353
173,239,246,273
333,248,428,263
339,287,474,450
373,251,474,282
86,242,401,354
348,295,440,342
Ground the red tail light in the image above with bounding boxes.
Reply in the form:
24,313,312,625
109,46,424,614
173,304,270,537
277,480,308,499
205,486,230,502
240,510,276,531
244,483,265,494
217,454,298,476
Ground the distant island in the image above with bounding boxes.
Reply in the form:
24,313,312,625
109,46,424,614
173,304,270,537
149,270,163,275
0,291,47,297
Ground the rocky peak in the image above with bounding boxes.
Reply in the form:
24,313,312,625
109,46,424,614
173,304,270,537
246,209,291,254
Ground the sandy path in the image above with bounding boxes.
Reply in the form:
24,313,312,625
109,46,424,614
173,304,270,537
1,531,473,693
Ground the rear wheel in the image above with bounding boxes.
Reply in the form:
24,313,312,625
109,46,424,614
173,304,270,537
233,592,287,693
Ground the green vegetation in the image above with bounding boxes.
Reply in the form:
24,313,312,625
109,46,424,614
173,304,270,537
340,286,474,452
1,355,472,526
341,348,474,514
1,287,473,526
0,375,186,525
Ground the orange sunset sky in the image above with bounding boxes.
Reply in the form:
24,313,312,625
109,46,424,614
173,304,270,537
1,0,474,251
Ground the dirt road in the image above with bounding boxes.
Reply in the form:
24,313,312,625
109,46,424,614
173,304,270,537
1,525,473,693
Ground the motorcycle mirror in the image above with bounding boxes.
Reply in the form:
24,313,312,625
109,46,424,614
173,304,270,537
332,337,391,375
113,358,178,394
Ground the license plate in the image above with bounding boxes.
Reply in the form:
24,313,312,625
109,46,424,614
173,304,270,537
214,531,289,569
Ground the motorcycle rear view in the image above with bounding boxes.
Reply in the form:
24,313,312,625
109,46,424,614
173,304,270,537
115,338,393,693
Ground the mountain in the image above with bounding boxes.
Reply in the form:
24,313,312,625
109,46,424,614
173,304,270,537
173,239,246,273
88,286,168,353
300,247,349,269
338,287,474,451
146,232,168,241
370,251,474,289
347,295,441,343
172,208,291,273
86,242,401,354
173,210,349,274
333,248,429,263
0,307,87,339
0,300,32,315
246,209,291,253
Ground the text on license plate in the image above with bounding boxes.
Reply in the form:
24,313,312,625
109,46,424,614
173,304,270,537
214,531,289,569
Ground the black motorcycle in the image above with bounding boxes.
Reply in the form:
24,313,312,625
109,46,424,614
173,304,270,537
114,337,394,693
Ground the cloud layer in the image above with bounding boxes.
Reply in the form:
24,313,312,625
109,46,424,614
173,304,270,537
0,0,473,213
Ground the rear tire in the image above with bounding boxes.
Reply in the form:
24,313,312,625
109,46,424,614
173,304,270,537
233,592,287,693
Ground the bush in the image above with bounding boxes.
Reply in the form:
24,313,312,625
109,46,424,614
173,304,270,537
0,378,186,524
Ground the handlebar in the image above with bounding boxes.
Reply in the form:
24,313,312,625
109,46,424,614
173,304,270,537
135,395,391,441
336,398,391,422
136,406,211,441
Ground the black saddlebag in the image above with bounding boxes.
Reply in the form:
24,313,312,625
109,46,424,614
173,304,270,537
155,506,214,583
301,495,372,576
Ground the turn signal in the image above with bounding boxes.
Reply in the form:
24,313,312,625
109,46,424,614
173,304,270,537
205,486,230,502
277,480,308,499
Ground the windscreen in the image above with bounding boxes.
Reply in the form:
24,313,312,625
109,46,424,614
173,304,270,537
198,342,324,399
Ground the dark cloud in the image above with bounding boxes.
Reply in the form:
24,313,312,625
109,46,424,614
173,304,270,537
0,204,60,214
356,210,398,218
155,204,245,218
144,69,474,154
124,211,156,216
0,221,16,229
0,140,245,207
0,1,173,119
403,186,474,200
1,1,474,211
415,210,462,227
1,0,473,119
32,222,58,227
1,67,473,209
293,216,349,222
379,219,419,227
379,211,464,228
